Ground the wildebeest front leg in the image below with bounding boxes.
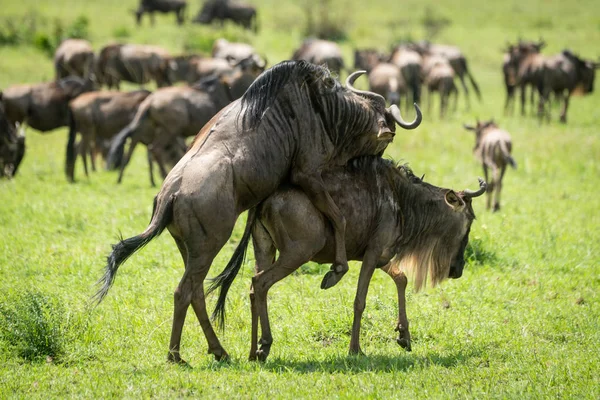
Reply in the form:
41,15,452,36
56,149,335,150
292,171,348,290
380,263,411,351
349,251,378,355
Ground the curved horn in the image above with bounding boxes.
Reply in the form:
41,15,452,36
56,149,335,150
389,103,422,130
345,70,386,104
463,178,487,198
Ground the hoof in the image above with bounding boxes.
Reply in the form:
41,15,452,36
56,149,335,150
167,352,189,366
212,351,230,362
320,265,348,290
256,349,269,362
348,347,365,356
396,337,412,352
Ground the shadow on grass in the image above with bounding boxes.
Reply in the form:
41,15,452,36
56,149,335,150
190,347,482,373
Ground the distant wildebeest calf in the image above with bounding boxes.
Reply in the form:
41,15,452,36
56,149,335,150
464,120,516,211
208,157,486,361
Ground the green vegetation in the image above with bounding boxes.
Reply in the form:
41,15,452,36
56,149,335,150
1,0,599,398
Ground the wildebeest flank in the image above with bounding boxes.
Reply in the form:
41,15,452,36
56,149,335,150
208,157,486,360
54,39,95,81
94,61,421,364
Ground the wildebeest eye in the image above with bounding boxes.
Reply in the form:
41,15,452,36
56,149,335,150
323,77,336,88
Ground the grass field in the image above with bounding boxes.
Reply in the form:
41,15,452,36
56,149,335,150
1,0,599,398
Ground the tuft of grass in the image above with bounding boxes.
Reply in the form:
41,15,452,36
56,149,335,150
465,238,500,266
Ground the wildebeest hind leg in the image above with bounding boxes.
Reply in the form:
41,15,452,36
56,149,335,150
349,251,378,355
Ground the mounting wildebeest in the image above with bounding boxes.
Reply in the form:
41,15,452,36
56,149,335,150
537,50,599,123
0,98,25,178
66,89,152,182
207,157,486,360
193,0,257,31
464,120,516,211
54,39,95,81
108,57,266,185
1,76,94,133
134,0,187,26
292,39,345,75
94,61,422,363
95,43,172,89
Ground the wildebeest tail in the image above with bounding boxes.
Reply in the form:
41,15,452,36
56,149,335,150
93,195,174,304
207,209,256,328
106,106,149,169
65,108,77,182
500,141,517,169
461,58,482,101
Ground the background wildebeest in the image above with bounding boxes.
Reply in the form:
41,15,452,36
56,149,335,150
95,43,172,89
94,61,421,364
66,89,152,182
354,48,386,73
211,38,266,67
464,119,516,211
504,40,546,116
422,55,458,118
207,157,486,360
193,0,258,31
292,39,345,75
134,0,187,26
367,63,405,106
166,54,233,84
537,50,599,123
389,45,423,107
54,39,95,81
1,76,94,133
107,61,265,185
0,98,25,178
410,41,481,109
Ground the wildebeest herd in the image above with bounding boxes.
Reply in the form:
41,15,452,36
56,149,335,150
0,0,598,364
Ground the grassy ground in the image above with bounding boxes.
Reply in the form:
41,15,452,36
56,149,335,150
1,0,599,398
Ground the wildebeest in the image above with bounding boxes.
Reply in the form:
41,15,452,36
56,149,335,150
134,0,187,26
166,55,233,84
537,50,599,123
207,157,486,360
505,40,546,116
423,55,458,118
66,89,152,182
54,39,95,81
464,120,516,211
94,61,422,363
368,63,405,106
95,43,172,89
389,45,423,107
211,38,266,67
354,48,386,73
410,41,481,109
107,60,265,185
193,0,257,31
0,98,25,178
1,76,94,133
292,39,345,74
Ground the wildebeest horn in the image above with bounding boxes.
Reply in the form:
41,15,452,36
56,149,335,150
463,178,487,198
345,70,386,105
389,103,422,130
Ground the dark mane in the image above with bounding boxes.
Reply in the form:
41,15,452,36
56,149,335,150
239,60,334,130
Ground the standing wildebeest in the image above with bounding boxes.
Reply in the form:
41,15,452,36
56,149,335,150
94,61,422,363
211,39,266,67
95,43,172,89
354,48,386,73
193,0,257,31
66,89,152,182
464,120,516,211
368,63,405,106
166,55,234,84
107,61,265,185
537,50,599,123
389,45,422,107
505,40,546,116
292,39,345,75
54,39,95,81
0,98,25,178
207,157,486,360
1,76,94,133
134,0,187,26
410,41,481,109
423,55,458,118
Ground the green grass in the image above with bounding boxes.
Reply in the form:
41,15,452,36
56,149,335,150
1,0,600,398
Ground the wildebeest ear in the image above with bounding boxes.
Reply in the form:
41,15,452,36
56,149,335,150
463,124,475,131
445,190,466,211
